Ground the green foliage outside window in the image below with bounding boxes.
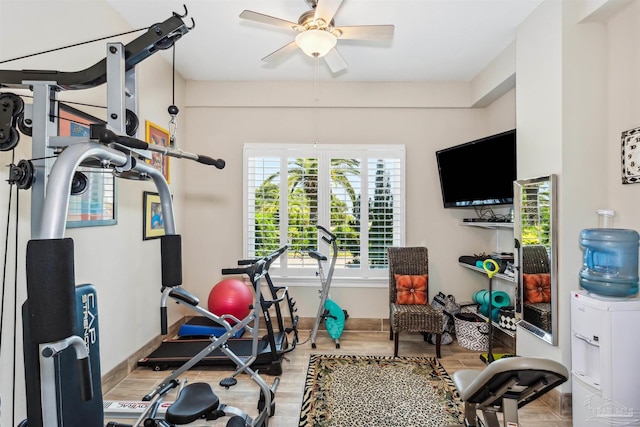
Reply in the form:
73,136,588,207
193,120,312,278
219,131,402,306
253,157,396,267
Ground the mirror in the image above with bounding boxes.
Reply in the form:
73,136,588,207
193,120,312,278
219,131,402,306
514,174,558,345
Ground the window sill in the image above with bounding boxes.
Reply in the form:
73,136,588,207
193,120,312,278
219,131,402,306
266,276,388,288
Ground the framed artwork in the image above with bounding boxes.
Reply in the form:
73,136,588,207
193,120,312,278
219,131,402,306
622,126,640,184
145,121,171,183
58,103,117,228
143,191,165,240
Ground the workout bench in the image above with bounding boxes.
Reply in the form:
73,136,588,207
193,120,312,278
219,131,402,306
448,356,569,427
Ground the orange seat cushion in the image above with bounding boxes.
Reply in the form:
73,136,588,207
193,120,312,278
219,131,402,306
394,274,428,305
523,273,551,303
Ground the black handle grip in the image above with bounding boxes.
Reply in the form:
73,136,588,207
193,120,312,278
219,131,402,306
106,423,133,427
322,236,331,243
78,356,93,401
236,245,288,266
197,155,226,169
317,225,336,241
222,267,248,275
161,306,168,335
98,129,149,150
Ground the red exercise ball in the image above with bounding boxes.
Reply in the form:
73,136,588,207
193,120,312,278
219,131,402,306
208,279,253,324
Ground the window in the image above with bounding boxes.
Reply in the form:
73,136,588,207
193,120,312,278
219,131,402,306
244,144,405,282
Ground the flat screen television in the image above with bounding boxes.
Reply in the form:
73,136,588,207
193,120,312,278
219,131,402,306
435,129,516,208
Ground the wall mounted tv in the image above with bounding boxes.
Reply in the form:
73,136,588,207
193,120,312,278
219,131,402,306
435,129,516,208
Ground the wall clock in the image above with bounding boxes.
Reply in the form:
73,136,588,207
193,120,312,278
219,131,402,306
621,126,640,184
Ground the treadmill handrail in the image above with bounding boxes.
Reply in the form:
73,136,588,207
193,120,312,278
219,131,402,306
235,245,288,267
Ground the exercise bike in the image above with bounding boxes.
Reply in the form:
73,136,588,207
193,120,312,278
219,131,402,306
308,225,348,349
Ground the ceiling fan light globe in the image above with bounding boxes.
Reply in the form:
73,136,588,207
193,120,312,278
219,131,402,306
295,29,337,58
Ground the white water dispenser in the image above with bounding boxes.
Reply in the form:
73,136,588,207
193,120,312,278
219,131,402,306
571,290,640,425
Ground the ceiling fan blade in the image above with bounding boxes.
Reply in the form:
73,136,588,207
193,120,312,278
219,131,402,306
314,0,343,24
335,25,395,40
262,41,299,62
239,10,298,31
324,48,348,74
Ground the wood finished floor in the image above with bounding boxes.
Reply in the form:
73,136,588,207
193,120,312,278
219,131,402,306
104,330,573,427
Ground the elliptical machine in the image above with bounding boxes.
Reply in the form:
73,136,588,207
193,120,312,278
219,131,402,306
308,225,348,349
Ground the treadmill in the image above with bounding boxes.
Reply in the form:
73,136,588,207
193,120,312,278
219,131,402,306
138,246,299,375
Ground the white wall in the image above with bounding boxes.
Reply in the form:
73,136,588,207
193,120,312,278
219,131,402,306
0,1,185,423
606,0,640,227
182,82,516,319
514,0,639,397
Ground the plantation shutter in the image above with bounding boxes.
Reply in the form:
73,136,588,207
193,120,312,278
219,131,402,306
367,158,402,267
246,156,282,258
244,144,405,281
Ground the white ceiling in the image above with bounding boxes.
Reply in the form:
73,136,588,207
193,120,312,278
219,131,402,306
106,0,543,83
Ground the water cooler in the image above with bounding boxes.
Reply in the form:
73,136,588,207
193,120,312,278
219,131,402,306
571,290,640,425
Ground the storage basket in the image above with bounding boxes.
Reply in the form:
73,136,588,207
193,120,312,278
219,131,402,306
498,307,517,331
454,312,489,351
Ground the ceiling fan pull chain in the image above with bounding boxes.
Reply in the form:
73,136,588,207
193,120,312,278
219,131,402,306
313,55,320,147
314,55,320,102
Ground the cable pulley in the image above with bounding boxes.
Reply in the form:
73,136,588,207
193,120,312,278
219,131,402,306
0,93,24,151
125,109,139,136
70,172,89,195
17,112,33,137
8,159,35,190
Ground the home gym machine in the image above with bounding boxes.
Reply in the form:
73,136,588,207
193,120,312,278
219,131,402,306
308,225,347,349
138,245,299,375
1,7,278,427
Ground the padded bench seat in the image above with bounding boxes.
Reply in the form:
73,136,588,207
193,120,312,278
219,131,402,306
449,356,568,427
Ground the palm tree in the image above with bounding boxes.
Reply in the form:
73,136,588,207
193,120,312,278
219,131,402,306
257,157,360,255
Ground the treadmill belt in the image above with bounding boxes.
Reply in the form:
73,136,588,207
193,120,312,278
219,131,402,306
138,333,287,372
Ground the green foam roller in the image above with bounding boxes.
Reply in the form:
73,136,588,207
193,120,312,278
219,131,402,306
491,290,511,308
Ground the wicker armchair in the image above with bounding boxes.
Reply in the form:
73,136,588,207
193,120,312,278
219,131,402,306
521,245,552,332
388,247,444,358
522,245,550,274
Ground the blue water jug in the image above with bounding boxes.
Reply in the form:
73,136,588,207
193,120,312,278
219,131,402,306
579,228,640,298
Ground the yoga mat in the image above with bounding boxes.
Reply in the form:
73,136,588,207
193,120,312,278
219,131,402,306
474,290,511,307
479,304,500,321
491,291,511,308
473,290,490,305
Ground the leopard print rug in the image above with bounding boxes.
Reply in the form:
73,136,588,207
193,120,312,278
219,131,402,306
299,354,464,427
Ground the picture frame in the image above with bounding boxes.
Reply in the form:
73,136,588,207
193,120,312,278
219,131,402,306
621,126,640,184
143,191,165,240
58,103,117,228
145,120,171,183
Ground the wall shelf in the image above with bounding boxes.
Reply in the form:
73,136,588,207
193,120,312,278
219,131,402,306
458,262,515,283
460,221,513,229
458,221,517,347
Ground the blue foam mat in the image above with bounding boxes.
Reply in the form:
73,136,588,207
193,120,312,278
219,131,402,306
178,323,245,339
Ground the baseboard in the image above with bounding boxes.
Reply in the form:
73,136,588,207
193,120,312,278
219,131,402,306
540,388,572,417
295,316,388,332
101,318,185,394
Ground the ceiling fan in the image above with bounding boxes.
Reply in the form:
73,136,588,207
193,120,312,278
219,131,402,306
239,0,394,74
